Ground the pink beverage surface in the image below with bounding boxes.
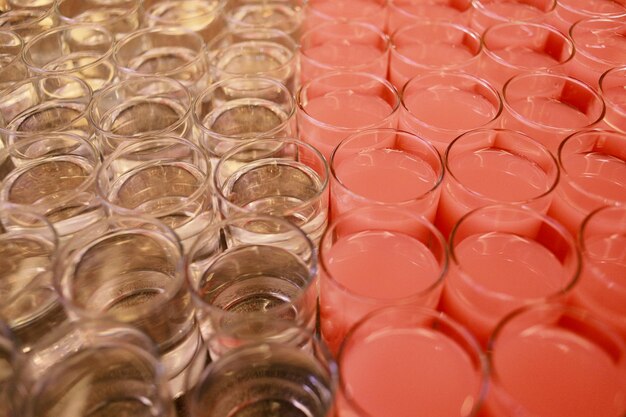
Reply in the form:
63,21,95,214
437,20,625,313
507,96,590,128
311,0,384,19
479,2,546,21
442,232,569,342
304,91,393,129
492,46,561,68
396,43,476,66
305,44,382,67
491,326,626,417
341,328,481,417
335,148,438,203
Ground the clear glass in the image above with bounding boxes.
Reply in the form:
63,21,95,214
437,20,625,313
0,74,92,144
440,204,580,345
186,214,318,358
387,0,472,33
319,205,448,353
96,135,216,253
304,0,387,32
0,320,17,417
469,0,556,34
88,76,194,155
214,137,329,244
22,23,116,92
330,128,444,222
337,306,487,417
113,26,210,95
0,31,27,93
548,0,626,35
6,0,53,8
224,0,305,39
600,65,626,133
435,128,559,237
54,0,142,40
0,7,56,42
142,0,227,42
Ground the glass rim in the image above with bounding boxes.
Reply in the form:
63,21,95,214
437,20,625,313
555,0,626,19
448,203,581,302
387,0,472,22
579,203,626,254
213,137,330,217
306,0,386,20
444,128,560,205
223,0,306,33
296,70,400,132
0,30,24,68
55,0,144,23
143,0,227,24
599,65,626,107
329,127,445,207
471,0,557,18
0,7,54,31
569,17,626,66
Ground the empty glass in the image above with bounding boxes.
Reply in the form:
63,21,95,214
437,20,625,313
0,7,56,42
142,0,227,42
224,0,305,38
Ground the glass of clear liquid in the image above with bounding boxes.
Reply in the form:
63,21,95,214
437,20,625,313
54,0,142,40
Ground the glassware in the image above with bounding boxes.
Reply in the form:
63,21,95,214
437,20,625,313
0,320,17,417
54,0,142,40
304,0,387,32
224,0,305,39
0,7,56,42
469,0,555,34
387,0,471,33
600,65,626,133
548,0,626,35
142,0,227,42
0,31,27,93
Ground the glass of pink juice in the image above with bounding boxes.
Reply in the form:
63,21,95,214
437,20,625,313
468,0,555,34
304,0,387,32
435,128,559,238
296,71,400,160
399,71,502,155
484,303,626,417
547,0,626,36
388,21,482,90
500,72,605,154
600,65,626,133
548,129,626,237
299,20,389,85
319,205,448,354
480,22,574,90
330,128,444,222
440,204,580,346
568,18,626,89
337,306,487,417
387,0,471,33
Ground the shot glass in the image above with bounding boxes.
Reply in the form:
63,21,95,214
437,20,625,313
389,21,482,90
113,26,211,96
484,303,626,417
568,18,626,89
440,204,580,345
469,0,556,34
0,74,92,144
14,319,175,417
500,72,605,154
54,214,205,397
224,0,306,39
0,321,17,417
600,65,626,133
548,129,626,237
435,128,559,237
142,0,227,42
387,0,472,33
337,306,487,417
96,136,216,253
0,204,63,353
0,31,27,93
548,0,626,35
89,76,194,155
304,0,387,32
319,205,448,354
330,128,444,222
187,336,337,417
480,22,575,90
193,76,296,162
214,138,329,244
299,20,390,85
297,71,400,160
54,0,142,40
0,133,102,241
399,71,502,155
0,7,56,42
207,27,298,93
186,214,318,357
22,24,116,92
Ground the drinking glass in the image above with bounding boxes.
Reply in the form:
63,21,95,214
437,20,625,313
389,21,482,90
297,71,400,160
469,0,555,33
142,0,227,42
6,0,52,8
113,26,211,96
207,27,298,93
0,321,17,417
548,129,626,237
600,65,626,133
0,133,102,241
299,20,389,85
330,128,443,222
484,303,626,417
500,72,605,154
89,76,194,155
224,0,306,39
187,335,337,417
0,7,56,42
304,0,387,32
440,204,580,345
387,0,472,33
548,0,626,35
319,205,448,353
186,214,318,357
568,18,626,89
193,76,296,162
0,31,27,93
0,204,62,353
214,138,329,244
96,136,216,253
55,214,206,397
435,128,559,237
0,74,92,144
22,24,116,92
399,71,502,155
480,22,575,90
14,319,176,417
337,306,487,417
54,0,142,40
